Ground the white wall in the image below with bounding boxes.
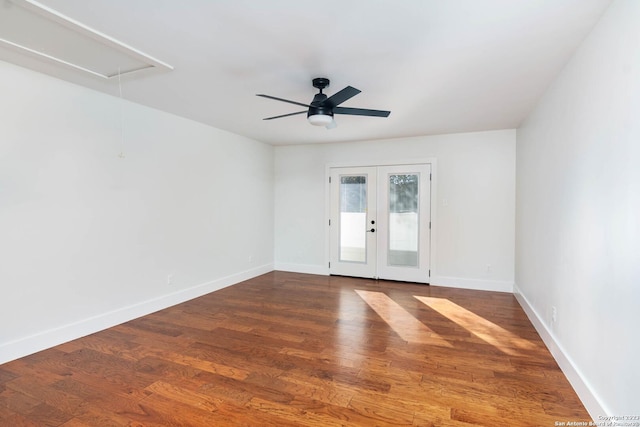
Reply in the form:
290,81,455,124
516,0,640,416
275,130,516,292
0,60,274,364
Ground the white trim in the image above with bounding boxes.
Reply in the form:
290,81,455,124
325,158,438,169
0,38,109,79
274,263,329,276
513,283,609,420
4,0,173,79
431,275,513,293
0,264,273,365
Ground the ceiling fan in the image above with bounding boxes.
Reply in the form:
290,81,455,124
257,78,391,129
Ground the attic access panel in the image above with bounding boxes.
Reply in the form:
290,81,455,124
0,0,172,79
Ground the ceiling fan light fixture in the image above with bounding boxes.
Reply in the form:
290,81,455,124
307,114,333,126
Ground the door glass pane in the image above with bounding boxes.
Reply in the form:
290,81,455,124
388,174,419,267
339,175,367,263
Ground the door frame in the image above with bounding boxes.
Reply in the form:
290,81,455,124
325,158,438,282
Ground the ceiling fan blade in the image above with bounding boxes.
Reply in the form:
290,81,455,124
333,107,391,117
257,94,310,108
322,86,361,108
263,110,307,120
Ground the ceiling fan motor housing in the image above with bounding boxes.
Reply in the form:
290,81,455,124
308,92,333,118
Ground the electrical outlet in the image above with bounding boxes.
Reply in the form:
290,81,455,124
551,306,557,323
167,274,173,286
248,255,253,264
486,264,492,273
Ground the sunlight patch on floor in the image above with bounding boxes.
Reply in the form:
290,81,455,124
414,296,536,355
355,290,452,347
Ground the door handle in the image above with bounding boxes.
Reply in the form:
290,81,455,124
366,228,376,233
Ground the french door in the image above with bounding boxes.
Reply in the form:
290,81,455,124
329,164,431,283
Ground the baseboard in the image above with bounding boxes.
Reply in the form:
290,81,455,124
513,283,609,420
431,275,514,293
0,264,273,365
274,262,329,276
271,269,513,293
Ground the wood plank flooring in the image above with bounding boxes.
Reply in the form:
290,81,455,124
0,272,591,426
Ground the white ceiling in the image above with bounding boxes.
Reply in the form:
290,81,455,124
1,0,612,145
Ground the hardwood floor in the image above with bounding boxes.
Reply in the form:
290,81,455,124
0,272,590,426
